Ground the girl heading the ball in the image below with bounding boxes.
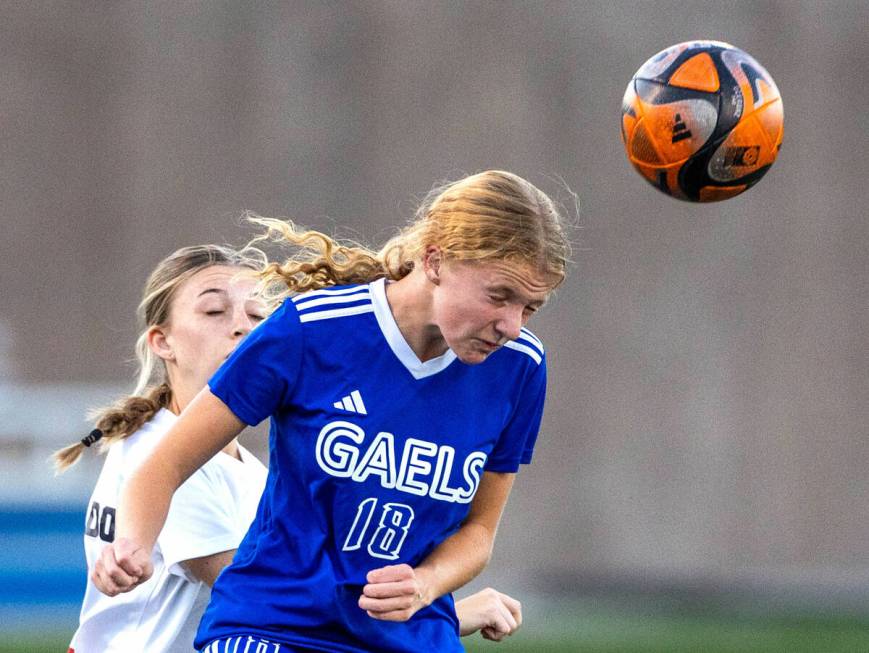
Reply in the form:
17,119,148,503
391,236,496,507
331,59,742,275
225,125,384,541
91,170,570,652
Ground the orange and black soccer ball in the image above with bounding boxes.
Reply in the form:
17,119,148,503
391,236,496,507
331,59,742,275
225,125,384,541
621,40,783,202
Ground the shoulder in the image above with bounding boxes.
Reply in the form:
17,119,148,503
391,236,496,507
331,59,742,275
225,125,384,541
290,282,374,324
200,445,268,486
501,327,546,366
169,446,266,519
112,408,176,462
93,409,175,488
200,444,267,480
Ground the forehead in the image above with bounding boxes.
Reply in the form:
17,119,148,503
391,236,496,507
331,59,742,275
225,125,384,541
459,259,556,300
176,265,257,298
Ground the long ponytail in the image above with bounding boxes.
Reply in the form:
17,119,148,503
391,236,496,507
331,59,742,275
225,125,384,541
52,384,172,473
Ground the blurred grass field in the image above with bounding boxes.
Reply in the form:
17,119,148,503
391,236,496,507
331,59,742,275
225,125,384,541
463,611,869,653
7,604,869,653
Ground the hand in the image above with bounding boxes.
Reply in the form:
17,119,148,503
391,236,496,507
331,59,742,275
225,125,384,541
91,537,154,596
455,587,522,641
359,563,431,622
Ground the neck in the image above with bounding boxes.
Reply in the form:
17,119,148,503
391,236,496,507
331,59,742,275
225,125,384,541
385,271,447,362
165,380,192,417
166,375,242,461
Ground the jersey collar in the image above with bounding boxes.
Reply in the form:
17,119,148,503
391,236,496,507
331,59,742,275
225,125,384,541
369,277,457,380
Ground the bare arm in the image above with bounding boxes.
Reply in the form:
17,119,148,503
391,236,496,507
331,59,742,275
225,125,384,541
358,471,515,621
181,548,237,587
91,389,245,596
415,471,514,598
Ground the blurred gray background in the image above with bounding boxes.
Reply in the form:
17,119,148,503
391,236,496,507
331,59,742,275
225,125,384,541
1,0,868,641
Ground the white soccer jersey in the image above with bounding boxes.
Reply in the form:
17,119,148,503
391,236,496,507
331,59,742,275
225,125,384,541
69,408,267,653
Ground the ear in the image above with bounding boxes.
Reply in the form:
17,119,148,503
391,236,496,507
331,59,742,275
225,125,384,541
147,325,175,362
422,245,443,285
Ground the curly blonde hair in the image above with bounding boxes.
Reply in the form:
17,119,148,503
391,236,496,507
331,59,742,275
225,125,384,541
251,170,571,306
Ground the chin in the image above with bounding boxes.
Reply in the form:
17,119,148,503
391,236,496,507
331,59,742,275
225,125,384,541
456,349,490,365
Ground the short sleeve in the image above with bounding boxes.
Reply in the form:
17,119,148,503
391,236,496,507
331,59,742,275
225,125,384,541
484,357,547,473
158,464,243,582
208,298,303,426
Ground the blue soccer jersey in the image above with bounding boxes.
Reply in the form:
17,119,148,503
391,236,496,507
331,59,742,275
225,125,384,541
195,278,547,653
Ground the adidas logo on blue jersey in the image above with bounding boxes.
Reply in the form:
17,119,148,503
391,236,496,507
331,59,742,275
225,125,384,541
333,390,367,415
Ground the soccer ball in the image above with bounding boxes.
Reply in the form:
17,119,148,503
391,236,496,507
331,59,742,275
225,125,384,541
620,40,783,202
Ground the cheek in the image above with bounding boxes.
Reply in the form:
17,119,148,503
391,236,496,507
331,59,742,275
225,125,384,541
446,301,494,336
171,325,212,364
434,284,493,336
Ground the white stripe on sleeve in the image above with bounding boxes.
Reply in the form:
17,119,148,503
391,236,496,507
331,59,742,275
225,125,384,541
504,340,543,364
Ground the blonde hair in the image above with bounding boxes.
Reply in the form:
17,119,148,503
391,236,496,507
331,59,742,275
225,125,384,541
53,244,265,473
251,170,571,305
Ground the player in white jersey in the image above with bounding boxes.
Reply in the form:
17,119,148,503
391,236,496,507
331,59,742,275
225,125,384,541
54,244,270,652
55,243,525,652
69,408,267,653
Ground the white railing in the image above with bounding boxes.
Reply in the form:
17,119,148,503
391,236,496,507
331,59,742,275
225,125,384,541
0,383,122,505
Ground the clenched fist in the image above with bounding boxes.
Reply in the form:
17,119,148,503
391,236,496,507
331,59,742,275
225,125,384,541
91,537,154,596
359,564,431,622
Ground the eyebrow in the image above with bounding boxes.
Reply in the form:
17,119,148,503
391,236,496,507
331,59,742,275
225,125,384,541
488,284,547,307
197,288,228,298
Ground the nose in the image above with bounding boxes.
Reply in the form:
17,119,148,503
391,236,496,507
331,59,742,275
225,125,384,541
232,309,255,338
495,305,524,342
